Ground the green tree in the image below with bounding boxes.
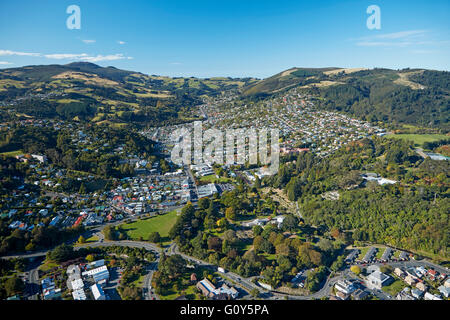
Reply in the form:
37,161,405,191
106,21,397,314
4,277,24,297
148,232,161,243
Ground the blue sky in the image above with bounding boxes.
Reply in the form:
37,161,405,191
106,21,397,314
0,0,449,78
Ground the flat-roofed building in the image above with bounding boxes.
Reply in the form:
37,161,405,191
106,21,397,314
91,284,106,300
82,265,110,283
366,271,392,290
72,288,87,300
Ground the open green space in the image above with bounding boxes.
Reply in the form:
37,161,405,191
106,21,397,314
120,210,179,244
382,279,407,296
375,248,385,259
0,150,23,157
356,247,370,261
386,133,448,148
199,174,233,184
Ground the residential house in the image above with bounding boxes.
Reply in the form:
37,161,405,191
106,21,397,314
404,275,417,286
438,285,450,298
416,281,427,292
411,288,424,299
394,268,405,278
424,292,442,300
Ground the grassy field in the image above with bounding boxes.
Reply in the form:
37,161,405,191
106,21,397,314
38,260,59,272
375,248,385,259
121,210,179,244
74,235,99,246
356,247,370,261
0,150,23,157
382,279,406,296
199,174,233,184
386,133,448,148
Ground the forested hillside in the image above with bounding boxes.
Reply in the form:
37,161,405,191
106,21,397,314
242,67,450,131
264,137,449,260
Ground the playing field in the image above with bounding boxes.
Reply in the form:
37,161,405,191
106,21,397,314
121,210,179,241
386,133,448,147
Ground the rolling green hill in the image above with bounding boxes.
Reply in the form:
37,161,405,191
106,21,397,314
241,67,339,97
0,62,258,126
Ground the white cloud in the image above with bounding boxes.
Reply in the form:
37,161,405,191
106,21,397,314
0,49,133,63
82,39,96,44
0,50,40,57
374,30,427,40
81,54,129,62
44,53,132,62
0,61,13,65
44,53,89,59
118,41,126,45
354,30,437,47
170,62,182,65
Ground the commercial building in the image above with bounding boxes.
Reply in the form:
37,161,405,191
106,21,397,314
91,283,106,300
366,271,392,290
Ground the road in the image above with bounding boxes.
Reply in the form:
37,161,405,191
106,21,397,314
415,148,429,159
23,257,43,300
4,235,449,301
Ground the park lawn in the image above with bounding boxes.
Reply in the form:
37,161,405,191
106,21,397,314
121,210,179,243
209,228,225,238
75,235,99,246
386,133,448,148
0,150,23,157
199,174,233,184
356,247,370,261
159,283,198,300
158,266,212,300
376,248,385,259
131,274,145,287
39,260,60,272
382,279,406,296
262,253,277,261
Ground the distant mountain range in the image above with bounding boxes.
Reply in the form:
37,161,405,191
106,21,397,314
0,63,448,130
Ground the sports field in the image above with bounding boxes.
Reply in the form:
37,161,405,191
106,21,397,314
386,133,448,147
120,210,179,242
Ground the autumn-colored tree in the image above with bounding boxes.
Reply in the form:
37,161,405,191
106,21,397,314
77,235,86,244
350,265,361,275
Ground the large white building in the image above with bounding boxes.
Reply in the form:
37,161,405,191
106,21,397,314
72,288,87,300
366,271,392,290
91,284,106,300
82,265,110,283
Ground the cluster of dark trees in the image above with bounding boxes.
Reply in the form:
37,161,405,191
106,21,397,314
423,138,450,151
152,254,187,296
266,136,449,260
302,69,449,129
168,201,340,290
0,224,83,256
